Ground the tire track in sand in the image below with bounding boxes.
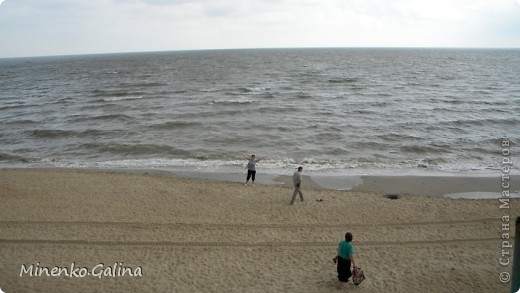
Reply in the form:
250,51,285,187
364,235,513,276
0,217,499,229
0,217,504,247
0,237,503,247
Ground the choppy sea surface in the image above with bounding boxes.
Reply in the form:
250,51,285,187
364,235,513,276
1,48,519,176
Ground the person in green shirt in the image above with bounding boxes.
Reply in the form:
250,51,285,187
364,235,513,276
333,232,357,289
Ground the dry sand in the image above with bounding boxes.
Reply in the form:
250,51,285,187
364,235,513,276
0,168,518,292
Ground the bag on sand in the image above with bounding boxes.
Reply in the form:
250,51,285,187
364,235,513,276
352,267,366,286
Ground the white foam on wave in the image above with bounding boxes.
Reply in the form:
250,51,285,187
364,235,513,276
209,97,255,105
43,157,515,177
102,96,144,102
245,87,262,92
52,158,246,170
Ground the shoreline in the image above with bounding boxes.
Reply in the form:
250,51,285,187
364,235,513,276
8,166,515,199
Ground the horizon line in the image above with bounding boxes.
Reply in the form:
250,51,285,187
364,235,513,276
2,46,520,60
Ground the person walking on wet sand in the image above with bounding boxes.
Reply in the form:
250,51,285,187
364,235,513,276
290,166,304,205
242,154,265,186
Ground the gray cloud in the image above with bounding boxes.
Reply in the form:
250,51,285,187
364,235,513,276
0,0,519,58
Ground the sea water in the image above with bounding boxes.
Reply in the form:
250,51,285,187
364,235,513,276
1,48,519,176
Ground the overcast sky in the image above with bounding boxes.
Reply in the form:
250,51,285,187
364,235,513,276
0,0,519,58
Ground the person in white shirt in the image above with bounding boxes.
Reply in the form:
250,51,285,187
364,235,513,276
242,154,265,186
290,166,304,205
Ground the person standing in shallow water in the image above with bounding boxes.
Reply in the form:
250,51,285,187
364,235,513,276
290,166,304,205
242,154,265,186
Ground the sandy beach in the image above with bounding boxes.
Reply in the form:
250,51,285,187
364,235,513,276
0,168,518,292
